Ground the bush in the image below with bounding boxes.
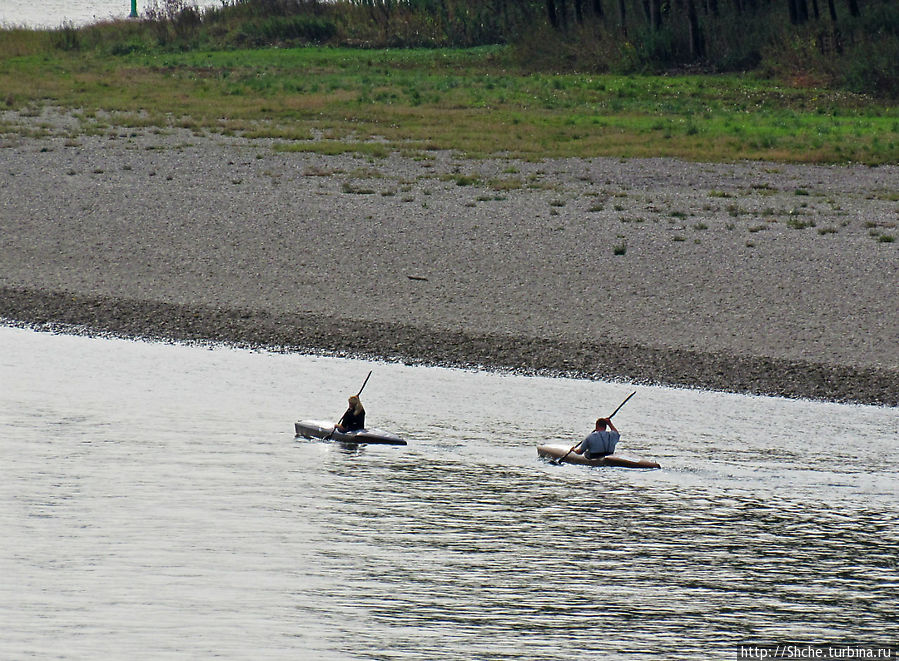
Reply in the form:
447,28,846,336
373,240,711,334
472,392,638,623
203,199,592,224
51,21,81,51
246,14,336,45
834,4,899,98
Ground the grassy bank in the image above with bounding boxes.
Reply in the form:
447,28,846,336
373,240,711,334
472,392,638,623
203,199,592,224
1,45,896,163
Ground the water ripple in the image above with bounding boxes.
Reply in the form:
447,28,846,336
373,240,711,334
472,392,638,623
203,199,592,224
2,327,897,659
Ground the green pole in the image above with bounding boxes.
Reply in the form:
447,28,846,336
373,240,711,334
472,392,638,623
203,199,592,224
129,0,138,18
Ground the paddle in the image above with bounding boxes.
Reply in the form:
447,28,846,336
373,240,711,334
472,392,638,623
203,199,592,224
356,370,372,397
324,370,373,440
550,390,636,465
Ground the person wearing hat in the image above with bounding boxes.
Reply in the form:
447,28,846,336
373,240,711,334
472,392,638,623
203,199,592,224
335,395,365,432
573,417,620,460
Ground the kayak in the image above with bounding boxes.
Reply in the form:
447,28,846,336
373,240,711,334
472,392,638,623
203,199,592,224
537,443,660,469
295,419,407,446
538,444,660,469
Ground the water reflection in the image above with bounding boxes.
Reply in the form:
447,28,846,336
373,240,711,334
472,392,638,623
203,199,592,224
2,326,897,659
304,434,897,658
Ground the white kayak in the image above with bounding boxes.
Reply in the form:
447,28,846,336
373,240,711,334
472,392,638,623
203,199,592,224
537,443,660,469
295,419,407,446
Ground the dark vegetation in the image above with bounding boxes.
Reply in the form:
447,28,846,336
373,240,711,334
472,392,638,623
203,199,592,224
2,0,896,98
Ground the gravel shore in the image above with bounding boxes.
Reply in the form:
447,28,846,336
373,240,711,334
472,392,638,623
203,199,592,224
2,111,897,404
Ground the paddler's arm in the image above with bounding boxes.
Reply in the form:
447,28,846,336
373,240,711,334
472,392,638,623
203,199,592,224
605,418,618,432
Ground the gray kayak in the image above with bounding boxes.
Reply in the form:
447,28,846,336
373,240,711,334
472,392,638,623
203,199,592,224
295,419,407,446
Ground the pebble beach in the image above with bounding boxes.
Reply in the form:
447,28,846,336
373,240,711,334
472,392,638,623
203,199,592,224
2,110,897,405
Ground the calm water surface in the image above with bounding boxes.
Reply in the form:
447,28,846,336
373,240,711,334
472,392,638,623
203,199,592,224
1,325,897,659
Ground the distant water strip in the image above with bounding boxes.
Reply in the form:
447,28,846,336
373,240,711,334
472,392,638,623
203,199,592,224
1,0,221,29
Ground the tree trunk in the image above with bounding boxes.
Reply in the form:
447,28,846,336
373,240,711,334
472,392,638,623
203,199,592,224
574,0,584,23
846,0,859,17
652,0,663,29
618,0,627,36
826,0,837,22
685,0,704,58
546,0,559,27
593,0,604,17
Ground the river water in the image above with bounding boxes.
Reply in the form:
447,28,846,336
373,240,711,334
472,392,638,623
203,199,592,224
1,325,896,659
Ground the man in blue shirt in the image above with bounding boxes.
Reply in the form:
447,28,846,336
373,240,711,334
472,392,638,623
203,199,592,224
573,417,620,460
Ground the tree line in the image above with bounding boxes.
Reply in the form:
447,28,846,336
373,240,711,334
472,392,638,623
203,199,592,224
331,0,895,96
32,0,899,97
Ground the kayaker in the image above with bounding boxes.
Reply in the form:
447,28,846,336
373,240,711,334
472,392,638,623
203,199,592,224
336,395,365,432
573,417,620,459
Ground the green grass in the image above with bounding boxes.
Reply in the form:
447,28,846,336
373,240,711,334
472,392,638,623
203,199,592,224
1,44,897,163
787,217,817,229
